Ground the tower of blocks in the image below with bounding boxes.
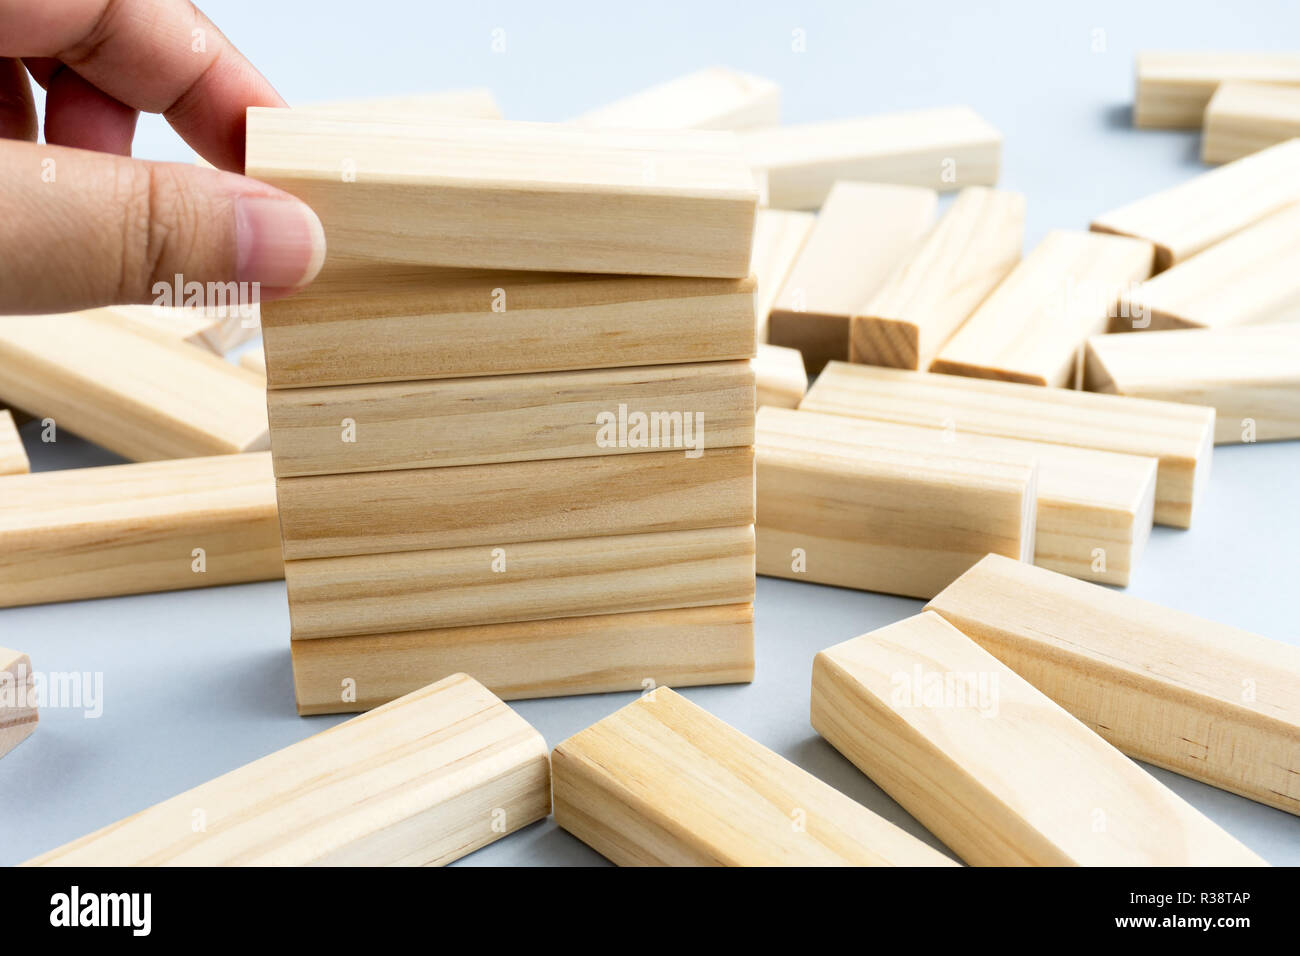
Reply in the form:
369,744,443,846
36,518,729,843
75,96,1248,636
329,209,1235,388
246,110,761,714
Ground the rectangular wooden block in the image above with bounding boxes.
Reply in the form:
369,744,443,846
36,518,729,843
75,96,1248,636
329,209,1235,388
812,611,1266,865
756,407,1036,599
0,310,268,461
750,208,816,339
850,187,1025,370
930,230,1156,387
801,362,1215,528
291,604,755,715
267,360,754,476
25,674,550,866
1204,81,1300,163
740,106,1001,209
245,110,759,278
0,409,28,475
0,647,37,760
753,344,807,409
239,348,266,376
1135,51,1300,129
572,67,780,130
0,453,282,608
1085,325,1300,444
302,88,502,119
286,525,756,640
259,266,756,388
927,554,1300,816
553,686,956,866
767,182,937,373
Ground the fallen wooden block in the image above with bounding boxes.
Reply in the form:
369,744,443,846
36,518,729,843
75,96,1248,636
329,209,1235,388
927,554,1300,817
1085,325,1300,445
0,453,282,607
850,187,1025,370
245,110,759,278
753,344,807,408
1204,82,1300,163
812,611,1266,865
259,266,756,388
0,410,28,475
750,208,816,340
929,229,1156,387
0,647,37,760
801,362,1214,528
1135,51,1300,129
572,67,780,130
97,304,260,355
291,604,755,714
756,407,1036,599
238,349,266,377
25,673,550,866
553,686,955,866
301,88,502,119
1091,137,1300,271
767,182,936,373
267,361,754,476
0,311,269,461
740,106,1000,209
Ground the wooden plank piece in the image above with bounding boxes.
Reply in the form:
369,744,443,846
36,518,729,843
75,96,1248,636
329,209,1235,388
301,88,502,119
1204,81,1300,163
0,647,37,760
753,344,807,409
0,409,29,475
750,208,816,340
1135,51,1300,129
572,67,780,130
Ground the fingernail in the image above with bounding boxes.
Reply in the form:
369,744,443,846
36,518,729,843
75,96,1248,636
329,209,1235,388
235,196,326,290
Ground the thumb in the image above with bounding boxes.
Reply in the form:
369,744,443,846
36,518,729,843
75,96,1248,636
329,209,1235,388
0,139,325,313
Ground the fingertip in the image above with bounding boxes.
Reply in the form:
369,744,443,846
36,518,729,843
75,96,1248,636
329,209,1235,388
234,195,327,291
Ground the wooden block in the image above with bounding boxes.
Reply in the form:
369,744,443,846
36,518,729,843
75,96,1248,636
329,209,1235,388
1135,51,1300,129
267,361,754,476
292,604,755,714
927,553,1300,816
572,67,780,130
812,611,1266,865
0,453,281,608
245,110,759,278
0,647,37,760
1091,137,1300,271
929,230,1156,387
301,88,502,119
1204,82,1300,163
750,208,816,339
259,266,756,388
25,674,550,866
552,686,956,866
1084,325,1300,445
96,304,260,355
753,344,807,409
767,182,937,373
0,310,269,461
239,348,266,377
286,525,755,640
756,407,1036,599
740,106,1001,209
277,446,755,560
0,410,28,476
850,187,1025,370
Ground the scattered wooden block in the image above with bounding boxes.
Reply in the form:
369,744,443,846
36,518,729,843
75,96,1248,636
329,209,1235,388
0,453,282,607
754,344,807,408
767,182,937,373
1084,325,1300,445
0,410,28,476
1091,137,1300,271
259,266,756,388
812,611,1266,865
286,525,755,640
97,304,260,355
750,208,816,340
801,362,1214,528
0,647,37,760
245,110,759,278
1204,82,1300,163
740,106,1001,209
291,604,755,714
850,187,1025,370
0,311,269,461
929,230,1156,387
926,554,1300,816
1135,51,1300,129
552,686,956,866
756,407,1036,599
238,348,266,377
24,673,550,866
266,361,754,476
301,88,503,119
572,67,780,130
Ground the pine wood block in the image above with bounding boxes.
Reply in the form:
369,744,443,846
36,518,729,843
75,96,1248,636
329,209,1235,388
266,361,754,477
1084,325,1300,445
245,110,759,278
753,344,807,409
0,647,37,760
96,304,260,355
0,410,28,476
1135,51,1300,129
259,266,756,388
1091,137,1300,271
930,230,1156,387
0,310,269,461
239,348,266,377
927,554,1300,816
750,208,816,340
812,611,1266,866
1203,82,1300,163
552,686,956,866
0,453,281,608
767,182,937,373
572,67,780,130
286,525,755,640
851,187,1026,370
756,407,1036,599
25,674,550,866
277,446,755,560
291,604,755,715
740,106,1000,210
302,88,502,119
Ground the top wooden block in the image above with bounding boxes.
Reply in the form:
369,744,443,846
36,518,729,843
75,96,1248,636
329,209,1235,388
572,67,780,130
1204,81,1300,163
1135,51,1300,129
245,110,759,278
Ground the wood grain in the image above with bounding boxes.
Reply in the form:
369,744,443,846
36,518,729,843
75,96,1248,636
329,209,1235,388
0,647,37,761
572,67,780,130
0,409,28,475
1204,81,1300,163
750,208,816,339
753,344,807,409
1135,51,1300,128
